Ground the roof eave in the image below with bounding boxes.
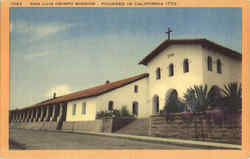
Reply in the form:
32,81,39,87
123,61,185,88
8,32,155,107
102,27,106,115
201,41,242,60
15,73,149,111
139,39,242,65
138,60,147,66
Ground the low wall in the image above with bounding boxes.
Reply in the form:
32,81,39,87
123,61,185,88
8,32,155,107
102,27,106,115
61,118,134,133
10,121,58,130
61,120,104,132
11,118,134,133
102,118,113,133
149,113,241,145
102,117,134,133
111,117,135,132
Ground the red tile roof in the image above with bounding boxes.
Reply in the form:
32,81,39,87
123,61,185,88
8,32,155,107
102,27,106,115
17,73,149,111
139,38,242,65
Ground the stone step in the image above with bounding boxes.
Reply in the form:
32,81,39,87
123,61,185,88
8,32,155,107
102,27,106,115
115,118,149,136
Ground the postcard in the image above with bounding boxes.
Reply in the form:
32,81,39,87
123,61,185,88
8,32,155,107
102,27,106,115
0,0,250,159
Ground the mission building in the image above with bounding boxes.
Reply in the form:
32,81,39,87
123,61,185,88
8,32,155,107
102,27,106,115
10,38,242,123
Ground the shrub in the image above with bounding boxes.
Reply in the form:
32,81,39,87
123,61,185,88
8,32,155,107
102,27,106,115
112,109,121,118
120,106,133,117
222,82,242,112
163,89,185,113
96,106,134,119
207,85,223,108
183,85,222,112
96,109,120,119
96,110,106,119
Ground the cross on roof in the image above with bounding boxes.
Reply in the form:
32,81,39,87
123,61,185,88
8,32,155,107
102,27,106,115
165,27,173,40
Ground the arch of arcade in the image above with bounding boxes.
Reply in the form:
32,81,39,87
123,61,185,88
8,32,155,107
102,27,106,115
10,102,67,124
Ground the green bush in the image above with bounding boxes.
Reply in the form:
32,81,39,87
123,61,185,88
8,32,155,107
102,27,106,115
163,89,185,113
221,82,242,112
96,106,134,119
183,85,222,112
96,110,106,119
183,83,241,113
96,109,120,119
120,106,133,117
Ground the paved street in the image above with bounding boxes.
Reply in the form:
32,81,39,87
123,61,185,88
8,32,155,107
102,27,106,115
10,128,196,149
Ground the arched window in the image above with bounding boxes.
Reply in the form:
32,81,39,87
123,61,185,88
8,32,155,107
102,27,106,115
72,104,76,115
207,56,213,71
108,101,114,111
153,95,159,114
132,101,139,116
134,85,138,93
169,63,174,76
217,59,222,73
82,102,86,115
156,67,161,80
183,59,189,73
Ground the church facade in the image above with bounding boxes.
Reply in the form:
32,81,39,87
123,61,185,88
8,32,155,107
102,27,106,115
10,38,242,123
140,39,241,114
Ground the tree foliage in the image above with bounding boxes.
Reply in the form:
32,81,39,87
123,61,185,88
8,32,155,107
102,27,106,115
96,106,134,119
222,82,242,112
163,89,185,113
183,85,222,112
120,106,133,117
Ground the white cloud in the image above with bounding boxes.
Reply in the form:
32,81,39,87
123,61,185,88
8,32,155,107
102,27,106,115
45,84,72,99
24,51,50,60
34,23,73,38
12,21,75,60
12,20,74,39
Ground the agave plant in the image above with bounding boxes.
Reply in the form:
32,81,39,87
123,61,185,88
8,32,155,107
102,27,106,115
207,85,223,107
183,85,222,112
222,82,242,112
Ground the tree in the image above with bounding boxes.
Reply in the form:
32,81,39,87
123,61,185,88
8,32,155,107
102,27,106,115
222,82,242,112
183,85,222,112
120,106,133,117
163,89,185,113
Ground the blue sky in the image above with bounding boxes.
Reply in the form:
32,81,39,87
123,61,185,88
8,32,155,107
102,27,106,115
10,8,242,109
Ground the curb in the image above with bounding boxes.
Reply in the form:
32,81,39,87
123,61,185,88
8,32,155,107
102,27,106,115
56,129,241,149
11,128,241,149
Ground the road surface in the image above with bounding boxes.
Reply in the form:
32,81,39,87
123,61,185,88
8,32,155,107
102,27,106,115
9,128,197,149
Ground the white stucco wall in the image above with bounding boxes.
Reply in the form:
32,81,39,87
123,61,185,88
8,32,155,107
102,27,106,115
147,44,204,111
66,77,149,121
96,77,150,118
65,42,241,122
201,47,242,89
66,97,97,121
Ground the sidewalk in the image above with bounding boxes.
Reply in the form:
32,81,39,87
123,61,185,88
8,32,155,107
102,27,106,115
58,129,241,149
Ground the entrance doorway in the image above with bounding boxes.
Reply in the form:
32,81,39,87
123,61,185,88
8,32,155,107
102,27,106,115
153,95,159,114
132,101,138,116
